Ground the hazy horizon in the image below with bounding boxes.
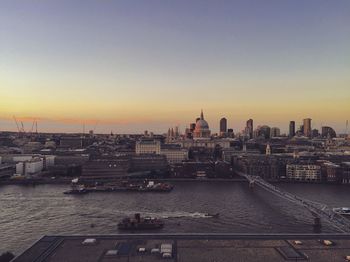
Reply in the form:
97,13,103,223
1,0,349,134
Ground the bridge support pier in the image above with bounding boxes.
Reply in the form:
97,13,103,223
313,217,322,233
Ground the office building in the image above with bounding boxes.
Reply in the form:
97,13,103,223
82,157,130,179
219,117,227,136
178,139,230,149
311,129,319,138
189,123,196,132
227,128,234,138
246,119,253,139
257,125,271,139
160,144,189,164
289,121,295,137
270,127,280,138
322,162,341,183
286,164,321,182
130,154,168,172
15,158,44,176
303,118,312,137
322,126,337,138
135,139,161,154
341,162,350,184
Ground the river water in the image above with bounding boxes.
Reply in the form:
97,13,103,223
0,181,349,255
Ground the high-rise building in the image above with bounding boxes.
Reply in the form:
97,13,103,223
189,123,196,132
258,125,271,139
289,121,295,137
185,128,192,139
311,129,319,138
219,117,227,136
270,127,280,137
175,126,179,137
227,128,234,138
303,118,312,137
246,119,253,139
322,126,336,138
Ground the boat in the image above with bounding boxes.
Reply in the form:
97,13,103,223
142,181,173,192
333,207,350,216
118,213,164,230
64,179,88,194
63,180,174,194
63,187,88,194
205,212,220,218
126,181,173,192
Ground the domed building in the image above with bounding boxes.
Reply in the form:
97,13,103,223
193,110,211,139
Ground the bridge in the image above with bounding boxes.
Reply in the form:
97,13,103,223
236,170,350,233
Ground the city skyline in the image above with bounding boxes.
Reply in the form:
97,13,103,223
0,112,346,135
1,0,350,133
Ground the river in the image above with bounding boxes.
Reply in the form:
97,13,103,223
0,181,349,255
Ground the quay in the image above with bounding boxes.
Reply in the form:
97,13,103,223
0,177,247,186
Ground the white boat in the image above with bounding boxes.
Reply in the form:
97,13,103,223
333,207,350,215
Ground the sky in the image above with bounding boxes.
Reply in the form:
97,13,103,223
1,0,349,134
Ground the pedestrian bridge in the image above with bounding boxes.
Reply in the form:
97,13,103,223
236,170,350,233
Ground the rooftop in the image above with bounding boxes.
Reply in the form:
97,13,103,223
13,233,350,262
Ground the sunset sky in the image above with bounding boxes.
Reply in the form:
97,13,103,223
1,0,349,134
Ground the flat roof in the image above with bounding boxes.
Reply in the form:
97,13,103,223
12,233,350,262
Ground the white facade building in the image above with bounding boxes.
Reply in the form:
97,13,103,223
16,158,44,176
177,139,231,149
12,155,33,162
136,140,161,154
286,164,321,182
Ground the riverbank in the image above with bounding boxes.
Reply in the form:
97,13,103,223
0,177,248,186
1,176,346,186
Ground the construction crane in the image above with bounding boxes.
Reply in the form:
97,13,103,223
30,120,35,134
13,116,26,136
13,116,21,134
20,122,25,133
28,119,38,140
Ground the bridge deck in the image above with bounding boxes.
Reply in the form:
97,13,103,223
236,170,350,233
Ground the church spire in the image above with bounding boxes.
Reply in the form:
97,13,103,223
200,109,204,120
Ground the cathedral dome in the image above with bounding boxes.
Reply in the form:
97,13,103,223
195,119,209,130
193,110,211,138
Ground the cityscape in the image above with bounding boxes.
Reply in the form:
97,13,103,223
1,0,350,261
1,110,349,185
